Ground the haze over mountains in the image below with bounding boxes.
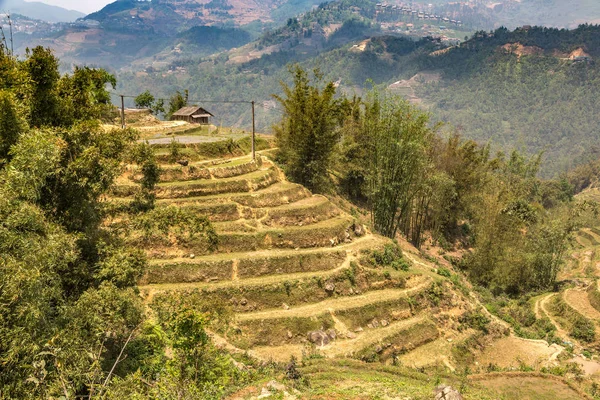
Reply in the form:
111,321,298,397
1,0,84,22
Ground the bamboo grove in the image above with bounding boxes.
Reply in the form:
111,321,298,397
274,66,580,295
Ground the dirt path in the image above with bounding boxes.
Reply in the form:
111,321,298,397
237,276,432,321
533,295,543,319
538,293,571,342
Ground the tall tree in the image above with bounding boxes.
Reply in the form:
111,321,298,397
364,93,434,238
273,66,340,192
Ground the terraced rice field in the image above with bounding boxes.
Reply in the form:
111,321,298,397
107,140,479,367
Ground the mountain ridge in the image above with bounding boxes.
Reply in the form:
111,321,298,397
2,0,85,22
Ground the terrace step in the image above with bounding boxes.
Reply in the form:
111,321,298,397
153,157,260,182
141,254,417,313
262,195,340,227
248,315,435,362
154,167,280,199
133,214,357,257
112,166,280,198
140,248,348,285
140,234,388,285
237,277,431,322
157,181,311,208
206,215,357,253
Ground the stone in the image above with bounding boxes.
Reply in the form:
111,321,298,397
189,254,195,259
370,319,380,328
240,298,248,306
434,385,463,400
177,160,189,167
355,327,364,332
287,330,293,339
354,224,364,237
231,358,248,371
380,319,389,327
266,380,286,392
307,330,331,346
257,387,272,399
330,237,339,246
282,303,290,310
324,282,336,293
326,329,337,340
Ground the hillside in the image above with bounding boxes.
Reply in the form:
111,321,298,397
6,40,600,398
9,0,326,68
97,122,600,398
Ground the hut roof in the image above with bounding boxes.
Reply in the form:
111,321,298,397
172,106,214,117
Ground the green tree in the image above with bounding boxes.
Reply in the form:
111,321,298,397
22,46,60,127
363,93,434,238
273,66,340,192
0,90,27,163
167,89,188,119
135,90,155,109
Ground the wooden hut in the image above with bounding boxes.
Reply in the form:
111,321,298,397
170,106,214,124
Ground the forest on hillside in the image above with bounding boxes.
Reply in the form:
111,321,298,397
119,24,600,177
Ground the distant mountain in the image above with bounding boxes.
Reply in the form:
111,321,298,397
3,0,84,22
83,0,323,34
9,0,326,68
115,22,600,177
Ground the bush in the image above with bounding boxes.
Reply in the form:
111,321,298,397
437,267,452,278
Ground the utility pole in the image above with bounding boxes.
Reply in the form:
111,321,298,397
120,95,125,129
7,14,13,56
251,100,256,161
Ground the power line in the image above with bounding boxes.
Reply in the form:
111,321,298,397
108,92,254,105
111,91,259,160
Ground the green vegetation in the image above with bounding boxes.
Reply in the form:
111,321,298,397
0,46,270,398
547,295,596,343
277,66,574,295
274,66,340,192
8,11,600,398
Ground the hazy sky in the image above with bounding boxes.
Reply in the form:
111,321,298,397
25,0,114,14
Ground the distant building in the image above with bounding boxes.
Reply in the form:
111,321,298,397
171,106,214,124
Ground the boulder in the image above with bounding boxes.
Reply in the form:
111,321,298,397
307,329,336,346
434,385,463,400
354,224,364,237
324,282,336,293
176,160,189,167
